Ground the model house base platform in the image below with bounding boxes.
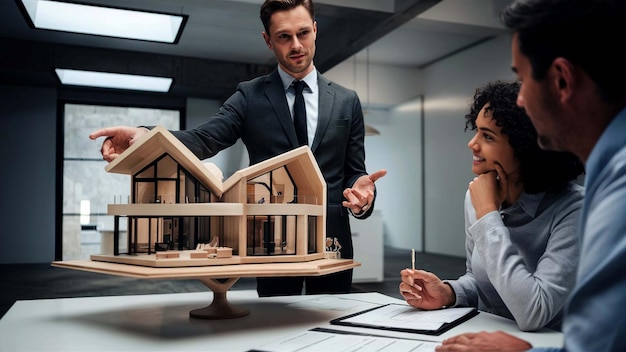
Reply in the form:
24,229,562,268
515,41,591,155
52,258,359,319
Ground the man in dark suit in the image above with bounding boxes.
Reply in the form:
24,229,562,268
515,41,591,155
90,0,386,296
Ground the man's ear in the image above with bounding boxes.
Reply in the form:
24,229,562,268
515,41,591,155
552,58,575,103
262,31,271,49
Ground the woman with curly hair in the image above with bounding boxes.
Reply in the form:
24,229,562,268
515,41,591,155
399,80,585,332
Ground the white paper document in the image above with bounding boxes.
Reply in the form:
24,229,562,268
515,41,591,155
342,304,476,330
329,303,479,336
251,329,439,352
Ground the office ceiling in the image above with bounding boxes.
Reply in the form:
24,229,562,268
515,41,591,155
0,0,510,101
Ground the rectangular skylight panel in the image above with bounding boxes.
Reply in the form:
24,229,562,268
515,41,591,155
20,0,184,43
55,69,173,92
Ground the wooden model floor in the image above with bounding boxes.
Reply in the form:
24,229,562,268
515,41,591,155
89,252,242,268
88,250,328,268
52,257,359,280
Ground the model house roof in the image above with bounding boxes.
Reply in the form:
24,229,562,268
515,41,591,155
105,125,225,196
105,125,325,201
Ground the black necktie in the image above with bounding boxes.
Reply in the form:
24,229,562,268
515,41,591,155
293,80,308,146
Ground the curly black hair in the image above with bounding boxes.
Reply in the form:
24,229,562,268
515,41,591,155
464,80,584,193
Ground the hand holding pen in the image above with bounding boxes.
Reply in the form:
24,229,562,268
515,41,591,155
399,266,456,310
400,269,456,310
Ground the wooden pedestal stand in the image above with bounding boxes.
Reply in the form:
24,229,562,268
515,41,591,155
190,277,249,319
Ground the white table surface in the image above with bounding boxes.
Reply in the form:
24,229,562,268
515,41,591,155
0,290,563,351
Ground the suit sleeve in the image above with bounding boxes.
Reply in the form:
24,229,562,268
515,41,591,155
171,86,247,159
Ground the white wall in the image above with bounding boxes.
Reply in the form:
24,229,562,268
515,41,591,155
366,103,424,250
325,59,424,109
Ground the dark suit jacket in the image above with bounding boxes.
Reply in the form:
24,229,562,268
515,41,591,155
172,69,373,259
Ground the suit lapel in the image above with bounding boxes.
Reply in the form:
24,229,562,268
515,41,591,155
312,73,335,152
264,70,300,146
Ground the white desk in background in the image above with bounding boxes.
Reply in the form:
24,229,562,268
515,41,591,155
0,290,563,351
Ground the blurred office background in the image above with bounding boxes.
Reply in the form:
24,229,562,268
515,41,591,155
0,0,514,272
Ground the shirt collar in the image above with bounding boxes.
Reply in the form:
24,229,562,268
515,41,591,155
277,65,317,93
501,191,544,218
585,106,626,186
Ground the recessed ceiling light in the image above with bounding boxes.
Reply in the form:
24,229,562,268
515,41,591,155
18,0,187,43
55,69,173,92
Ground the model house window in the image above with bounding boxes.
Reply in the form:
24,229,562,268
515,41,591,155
62,103,180,260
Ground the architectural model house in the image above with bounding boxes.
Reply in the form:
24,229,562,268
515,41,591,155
91,125,327,268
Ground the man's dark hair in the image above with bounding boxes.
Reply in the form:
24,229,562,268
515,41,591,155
465,80,584,193
500,0,626,103
260,0,315,35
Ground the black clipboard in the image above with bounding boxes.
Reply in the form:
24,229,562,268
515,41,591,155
330,304,479,336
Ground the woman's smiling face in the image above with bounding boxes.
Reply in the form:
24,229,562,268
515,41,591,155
467,103,520,176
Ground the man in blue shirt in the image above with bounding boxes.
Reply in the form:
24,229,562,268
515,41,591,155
435,1,626,351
